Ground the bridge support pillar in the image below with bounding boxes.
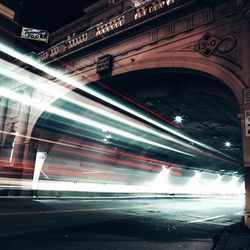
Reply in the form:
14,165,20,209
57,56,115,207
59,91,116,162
242,110,250,228
238,109,250,228
22,139,37,178
244,167,250,228
0,97,8,142
11,88,32,168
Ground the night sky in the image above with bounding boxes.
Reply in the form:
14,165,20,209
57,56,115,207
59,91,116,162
17,0,95,32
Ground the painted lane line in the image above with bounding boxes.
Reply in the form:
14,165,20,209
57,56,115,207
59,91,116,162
233,211,244,215
200,221,233,226
187,215,226,224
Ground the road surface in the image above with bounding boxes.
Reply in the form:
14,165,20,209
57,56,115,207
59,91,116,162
0,196,245,249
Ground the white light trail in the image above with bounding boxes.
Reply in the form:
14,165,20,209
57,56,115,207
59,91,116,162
32,152,47,190
0,174,245,195
0,59,202,153
184,170,203,194
9,141,14,162
151,166,170,190
0,87,194,156
0,42,234,158
208,174,223,194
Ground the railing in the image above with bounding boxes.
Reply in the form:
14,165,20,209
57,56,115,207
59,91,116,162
38,0,181,62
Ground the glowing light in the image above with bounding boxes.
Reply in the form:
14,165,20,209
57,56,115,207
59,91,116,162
151,166,170,191
0,59,201,153
9,131,18,162
174,116,183,123
194,170,202,178
216,174,223,181
0,42,234,158
32,178,245,195
210,174,223,194
226,175,243,194
0,87,194,156
225,141,231,147
32,152,47,190
0,173,245,195
185,170,202,194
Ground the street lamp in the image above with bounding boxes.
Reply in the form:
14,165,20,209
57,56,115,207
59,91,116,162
174,115,183,124
224,141,231,148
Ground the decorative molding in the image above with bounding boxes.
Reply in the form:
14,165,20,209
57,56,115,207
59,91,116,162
151,29,159,42
217,35,237,54
214,32,241,66
236,0,250,9
227,0,237,13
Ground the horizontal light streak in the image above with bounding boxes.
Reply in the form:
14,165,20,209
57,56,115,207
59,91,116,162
0,178,244,195
51,147,161,172
0,87,194,156
95,81,180,128
0,42,233,158
0,164,33,171
44,163,114,174
0,59,201,153
48,139,184,170
0,59,67,99
0,130,182,173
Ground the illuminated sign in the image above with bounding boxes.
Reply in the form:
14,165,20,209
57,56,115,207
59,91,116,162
96,54,113,75
21,27,49,43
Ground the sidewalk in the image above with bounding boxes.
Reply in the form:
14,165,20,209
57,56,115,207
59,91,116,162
214,222,250,250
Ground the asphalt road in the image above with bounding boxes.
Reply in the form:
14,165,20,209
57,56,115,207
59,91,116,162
0,196,245,250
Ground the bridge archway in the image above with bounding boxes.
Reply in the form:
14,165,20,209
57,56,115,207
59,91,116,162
30,63,244,181
111,51,246,106
28,47,250,226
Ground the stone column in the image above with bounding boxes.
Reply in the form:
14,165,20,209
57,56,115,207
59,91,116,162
22,139,38,179
0,97,8,160
245,168,250,228
241,109,250,228
0,97,8,142
240,5,250,229
11,87,32,169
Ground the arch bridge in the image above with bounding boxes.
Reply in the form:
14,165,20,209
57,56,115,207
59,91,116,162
1,0,250,227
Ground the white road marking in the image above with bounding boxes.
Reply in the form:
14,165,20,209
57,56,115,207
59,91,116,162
233,211,244,215
201,221,233,226
187,215,226,224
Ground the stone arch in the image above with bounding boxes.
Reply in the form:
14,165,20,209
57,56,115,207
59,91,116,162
112,51,246,109
26,51,246,166
25,50,246,177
